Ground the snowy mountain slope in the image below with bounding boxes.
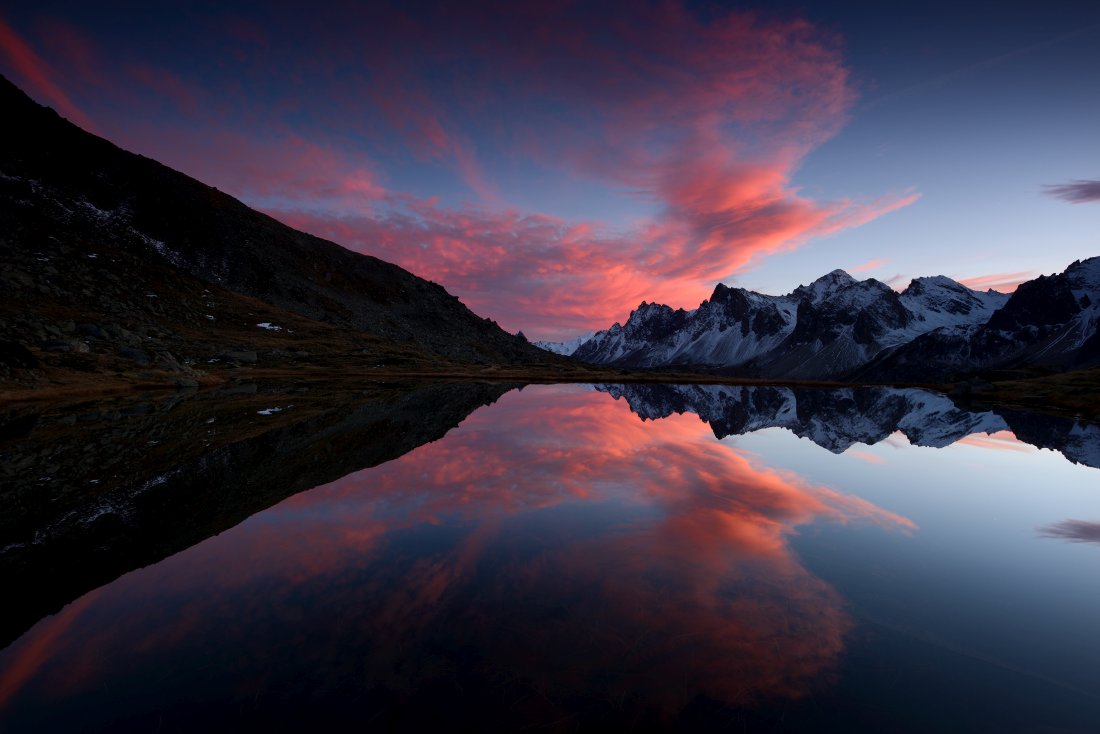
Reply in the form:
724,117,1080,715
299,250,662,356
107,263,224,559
573,268,1010,378
533,332,595,356
861,257,1100,381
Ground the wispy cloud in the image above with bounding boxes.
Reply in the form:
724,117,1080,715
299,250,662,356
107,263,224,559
1038,519,1100,545
1043,179,1100,204
0,17,97,132
958,271,1035,293
851,257,888,273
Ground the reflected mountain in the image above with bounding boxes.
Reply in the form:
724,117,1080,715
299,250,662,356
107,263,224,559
0,381,510,648
596,383,1100,466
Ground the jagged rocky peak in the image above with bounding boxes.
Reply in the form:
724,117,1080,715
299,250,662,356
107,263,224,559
792,268,858,304
1066,256,1100,298
626,300,692,324
986,271,1080,330
703,281,767,318
708,281,753,301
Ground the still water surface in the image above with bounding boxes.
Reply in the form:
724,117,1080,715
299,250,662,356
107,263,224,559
1,383,1099,731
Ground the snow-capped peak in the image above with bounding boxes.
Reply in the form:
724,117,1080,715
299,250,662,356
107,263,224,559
533,332,595,356
904,275,967,292
1066,256,1100,301
792,269,857,304
899,275,1007,322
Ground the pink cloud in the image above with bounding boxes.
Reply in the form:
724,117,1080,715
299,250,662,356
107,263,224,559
271,187,916,338
958,271,1035,293
0,17,97,132
0,4,920,339
851,257,889,273
0,387,914,715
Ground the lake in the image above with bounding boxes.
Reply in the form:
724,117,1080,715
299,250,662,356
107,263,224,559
1,382,1099,731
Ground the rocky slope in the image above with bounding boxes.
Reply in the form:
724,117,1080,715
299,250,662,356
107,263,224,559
858,257,1100,381
572,268,1008,379
0,74,556,391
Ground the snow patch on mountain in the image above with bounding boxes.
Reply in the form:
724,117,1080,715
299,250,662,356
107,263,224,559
793,269,857,305
534,332,595,356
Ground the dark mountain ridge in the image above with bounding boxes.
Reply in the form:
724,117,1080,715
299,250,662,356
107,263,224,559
0,74,552,388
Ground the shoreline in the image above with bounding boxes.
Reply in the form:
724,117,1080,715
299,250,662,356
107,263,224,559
3,364,1097,423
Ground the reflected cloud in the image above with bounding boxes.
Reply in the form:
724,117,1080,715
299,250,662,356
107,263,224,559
847,448,888,465
0,386,915,727
955,430,1036,454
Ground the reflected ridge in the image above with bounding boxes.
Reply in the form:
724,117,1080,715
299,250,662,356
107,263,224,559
0,381,510,647
597,383,1100,466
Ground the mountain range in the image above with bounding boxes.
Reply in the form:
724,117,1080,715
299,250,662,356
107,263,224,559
542,260,1100,382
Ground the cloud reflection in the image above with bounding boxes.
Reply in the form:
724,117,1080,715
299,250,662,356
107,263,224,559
1038,519,1100,545
0,386,915,726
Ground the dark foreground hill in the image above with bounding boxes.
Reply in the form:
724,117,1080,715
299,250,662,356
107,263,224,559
0,75,562,392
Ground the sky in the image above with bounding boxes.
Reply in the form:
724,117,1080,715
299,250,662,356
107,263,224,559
1,1,1098,340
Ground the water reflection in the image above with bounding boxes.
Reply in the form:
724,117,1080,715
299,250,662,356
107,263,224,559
598,383,1100,466
0,385,915,730
1038,519,1100,544
0,381,510,647
1,383,1098,731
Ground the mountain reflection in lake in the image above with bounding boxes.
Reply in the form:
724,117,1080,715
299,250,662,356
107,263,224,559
1,383,1099,732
